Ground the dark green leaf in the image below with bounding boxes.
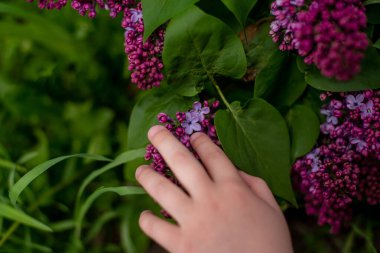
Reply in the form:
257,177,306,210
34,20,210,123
245,22,278,74
374,38,380,49
366,4,380,24
254,50,288,99
305,47,380,91
142,0,199,40
255,52,307,107
0,203,52,232
220,0,258,26
196,0,241,32
286,105,320,161
163,6,247,96
214,99,296,204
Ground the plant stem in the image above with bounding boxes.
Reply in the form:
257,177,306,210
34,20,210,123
209,75,233,112
0,159,27,173
0,223,19,247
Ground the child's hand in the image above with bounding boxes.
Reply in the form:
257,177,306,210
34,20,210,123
136,125,293,253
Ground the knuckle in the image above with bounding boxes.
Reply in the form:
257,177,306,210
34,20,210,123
253,177,269,190
224,180,249,197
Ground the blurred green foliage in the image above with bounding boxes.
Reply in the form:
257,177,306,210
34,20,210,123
0,1,157,252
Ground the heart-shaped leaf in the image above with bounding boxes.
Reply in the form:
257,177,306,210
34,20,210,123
286,105,320,161
142,0,199,39
220,0,258,27
163,6,247,96
215,99,296,205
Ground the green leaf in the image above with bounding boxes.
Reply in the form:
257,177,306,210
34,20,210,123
142,0,199,40
364,0,380,5
9,154,111,205
163,6,247,96
254,50,288,99
286,105,320,161
245,22,279,74
220,0,258,26
366,4,380,24
75,148,145,209
255,52,307,108
0,203,52,232
305,47,380,91
74,186,146,239
196,0,241,32
374,38,380,49
214,99,296,204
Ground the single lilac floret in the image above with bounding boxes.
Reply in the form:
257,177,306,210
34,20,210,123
360,100,374,119
181,112,202,135
192,102,210,121
346,94,364,110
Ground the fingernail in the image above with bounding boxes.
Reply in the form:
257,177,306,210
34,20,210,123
135,166,144,179
190,131,203,142
148,125,164,139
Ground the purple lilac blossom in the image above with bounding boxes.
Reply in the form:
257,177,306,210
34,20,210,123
122,3,165,89
269,0,304,51
28,0,165,90
292,90,380,233
270,0,368,81
145,101,220,207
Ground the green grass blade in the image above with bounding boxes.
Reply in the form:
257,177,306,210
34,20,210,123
9,154,111,205
75,186,145,239
0,203,52,232
75,148,145,209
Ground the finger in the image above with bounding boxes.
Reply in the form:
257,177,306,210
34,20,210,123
238,171,281,212
136,165,192,221
190,132,241,182
139,210,180,253
148,125,211,196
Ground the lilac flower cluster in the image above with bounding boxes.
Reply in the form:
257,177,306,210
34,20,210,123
27,0,134,18
269,0,304,51
145,101,220,186
293,90,380,233
122,3,165,89
28,0,165,89
270,0,368,81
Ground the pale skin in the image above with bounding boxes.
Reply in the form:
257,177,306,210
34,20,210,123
135,125,294,253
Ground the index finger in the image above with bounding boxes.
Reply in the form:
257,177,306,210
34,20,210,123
148,125,212,196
